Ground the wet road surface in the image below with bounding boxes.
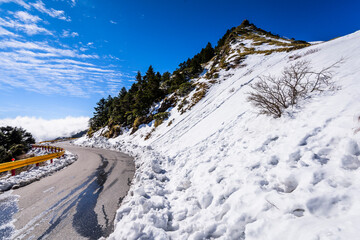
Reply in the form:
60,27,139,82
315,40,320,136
0,142,134,239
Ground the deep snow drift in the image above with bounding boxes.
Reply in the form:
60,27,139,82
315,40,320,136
75,30,360,239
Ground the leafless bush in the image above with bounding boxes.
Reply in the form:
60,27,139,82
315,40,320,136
289,54,302,61
289,48,319,61
303,48,319,56
355,115,360,134
247,60,342,118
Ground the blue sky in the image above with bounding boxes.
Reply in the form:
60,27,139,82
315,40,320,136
0,0,359,121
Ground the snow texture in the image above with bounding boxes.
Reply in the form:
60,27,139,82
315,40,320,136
0,148,77,193
74,30,360,239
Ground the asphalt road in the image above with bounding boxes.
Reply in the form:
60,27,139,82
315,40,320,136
6,142,135,239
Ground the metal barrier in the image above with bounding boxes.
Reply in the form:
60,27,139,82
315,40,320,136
0,145,65,175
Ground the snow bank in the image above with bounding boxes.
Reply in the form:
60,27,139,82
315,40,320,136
75,30,360,239
0,148,77,192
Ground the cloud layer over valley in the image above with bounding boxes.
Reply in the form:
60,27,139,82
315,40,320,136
0,116,89,141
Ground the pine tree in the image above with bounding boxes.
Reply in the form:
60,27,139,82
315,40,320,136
0,126,35,163
89,21,258,135
118,87,127,98
201,42,215,63
90,97,112,130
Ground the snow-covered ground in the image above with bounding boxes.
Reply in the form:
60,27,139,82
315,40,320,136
0,147,77,192
75,30,360,239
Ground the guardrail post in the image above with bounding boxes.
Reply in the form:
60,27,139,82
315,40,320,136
50,159,53,164
11,158,15,176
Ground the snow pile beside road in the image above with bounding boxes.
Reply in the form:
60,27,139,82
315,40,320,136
76,30,360,239
0,148,77,192
74,136,172,239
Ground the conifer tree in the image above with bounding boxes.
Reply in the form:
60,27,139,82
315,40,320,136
0,126,35,163
201,42,215,63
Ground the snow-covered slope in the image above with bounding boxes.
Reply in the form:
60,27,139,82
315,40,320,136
75,30,360,239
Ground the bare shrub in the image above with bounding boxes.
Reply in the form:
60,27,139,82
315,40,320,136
303,48,319,56
289,48,319,61
247,59,342,118
355,115,360,134
289,54,301,61
144,128,155,140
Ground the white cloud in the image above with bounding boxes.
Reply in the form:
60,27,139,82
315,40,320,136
1,0,70,21
108,54,120,61
0,26,17,36
69,0,76,7
110,20,117,24
0,16,52,35
0,39,97,58
30,0,71,21
62,29,78,38
14,11,41,23
0,116,89,141
0,38,123,97
0,0,30,9
0,0,127,98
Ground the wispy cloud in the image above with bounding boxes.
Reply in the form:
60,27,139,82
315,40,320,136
108,54,120,61
0,37,123,97
14,11,41,23
0,39,97,58
30,0,71,21
0,0,70,21
110,20,117,24
0,0,127,99
61,29,79,38
0,116,89,141
0,26,17,36
69,0,76,7
0,16,52,35
0,0,31,9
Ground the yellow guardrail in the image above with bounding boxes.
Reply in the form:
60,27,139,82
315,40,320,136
0,146,65,174
32,145,64,152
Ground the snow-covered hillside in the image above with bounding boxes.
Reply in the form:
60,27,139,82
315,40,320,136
75,30,360,239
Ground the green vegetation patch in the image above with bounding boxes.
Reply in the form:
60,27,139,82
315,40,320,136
0,126,35,163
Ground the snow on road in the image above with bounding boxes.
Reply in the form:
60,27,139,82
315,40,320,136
76,30,360,239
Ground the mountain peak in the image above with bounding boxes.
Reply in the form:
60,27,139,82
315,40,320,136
204,21,310,78
240,19,251,27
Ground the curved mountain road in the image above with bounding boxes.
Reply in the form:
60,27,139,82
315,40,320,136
4,142,134,239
